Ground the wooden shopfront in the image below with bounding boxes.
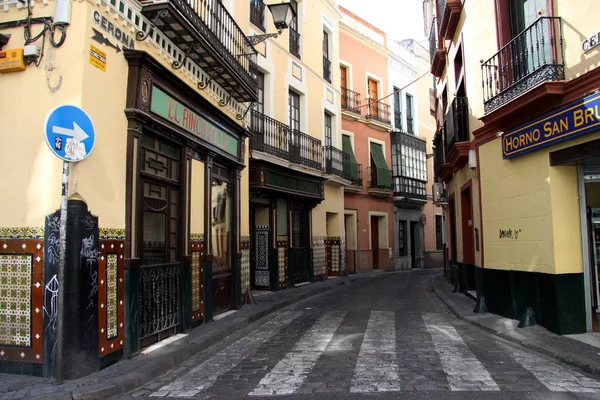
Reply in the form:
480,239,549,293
124,50,247,348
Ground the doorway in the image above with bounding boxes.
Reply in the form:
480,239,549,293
371,216,379,268
461,184,475,265
410,221,418,268
581,162,600,332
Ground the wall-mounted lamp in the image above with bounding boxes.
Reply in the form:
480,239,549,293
247,1,296,46
468,148,477,170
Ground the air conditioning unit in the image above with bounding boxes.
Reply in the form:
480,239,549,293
433,182,448,204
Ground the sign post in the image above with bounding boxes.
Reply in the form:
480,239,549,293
44,105,95,383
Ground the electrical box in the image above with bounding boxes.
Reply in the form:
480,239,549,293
0,48,26,73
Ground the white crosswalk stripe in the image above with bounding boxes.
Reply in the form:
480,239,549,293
149,311,303,398
249,311,347,396
498,341,600,393
350,311,401,393
422,313,500,391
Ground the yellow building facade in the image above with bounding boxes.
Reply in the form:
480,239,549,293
428,0,600,334
0,0,344,378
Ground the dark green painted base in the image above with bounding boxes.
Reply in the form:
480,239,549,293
480,267,586,335
99,349,122,370
0,361,43,376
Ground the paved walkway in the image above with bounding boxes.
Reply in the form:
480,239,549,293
0,275,362,400
432,275,600,375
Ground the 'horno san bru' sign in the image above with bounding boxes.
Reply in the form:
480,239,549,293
150,85,239,157
502,93,600,159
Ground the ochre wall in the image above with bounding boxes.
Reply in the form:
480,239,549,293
190,160,205,235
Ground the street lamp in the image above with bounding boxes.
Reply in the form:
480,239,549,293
247,1,296,46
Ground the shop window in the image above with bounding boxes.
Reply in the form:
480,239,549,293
398,220,407,256
212,177,232,273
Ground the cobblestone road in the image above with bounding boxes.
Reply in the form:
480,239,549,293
120,271,600,399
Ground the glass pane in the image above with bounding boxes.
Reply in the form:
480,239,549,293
212,179,232,273
142,211,166,265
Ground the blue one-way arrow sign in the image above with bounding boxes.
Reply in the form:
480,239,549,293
44,105,95,162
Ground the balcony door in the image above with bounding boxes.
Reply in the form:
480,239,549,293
508,0,548,79
368,78,378,118
288,90,300,158
340,66,348,108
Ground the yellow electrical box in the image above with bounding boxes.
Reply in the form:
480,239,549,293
0,48,26,74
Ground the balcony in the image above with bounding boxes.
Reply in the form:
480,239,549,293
341,87,361,116
429,19,446,78
139,0,258,102
391,130,427,203
250,0,266,32
433,128,453,183
289,27,301,58
324,146,349,179
323,56,332,83
344,163,363,192
437,0,463,40
249,110,323,171
481,17,564,114
443,96,470,171
366,98,392,127
368,167,393,198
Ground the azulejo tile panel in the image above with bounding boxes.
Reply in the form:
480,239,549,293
191,250,203,316
99,228,126,241
0,254,32,347
278,247,286,284
241,248,250,293
312,237,326,277
0,227,44,240
0,239,44,363
98,240,125,357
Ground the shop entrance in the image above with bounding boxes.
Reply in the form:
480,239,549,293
581,158,600,331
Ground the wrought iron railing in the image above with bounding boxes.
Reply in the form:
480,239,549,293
444,97,469,154
394,176,427,200
323,56,332,83
366,98,391,124
290,129,323,170
429,18,438,65
250,110,323,170
341,87,361,114
250,110,290,160
169,0,258,95
368,167,393,189
324,146,349,178
289,27,301,58
139,262,181,343
250,0,266,31
433,129,445,175
437,0,447,27
481,16,564,114
349,163,363,187
289,248,311,284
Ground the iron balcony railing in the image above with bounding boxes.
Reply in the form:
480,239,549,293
323,56,332,83
250,0,266,31
341,87,361,114
290,129,323,170
250,110,323,170
345,163,363,187
433,129,445,176
437,0,447,26
289,27,301,58
444,97,469,154
481,16,564,114
429,18,438,65
366,98,392,124
368,167,393,189
324,146,349,178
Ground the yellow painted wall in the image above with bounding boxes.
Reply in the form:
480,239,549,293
190,160,205,235
313,184,345,237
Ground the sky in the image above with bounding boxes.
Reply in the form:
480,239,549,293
336,0,428,45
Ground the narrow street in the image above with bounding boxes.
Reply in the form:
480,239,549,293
116,271,600,400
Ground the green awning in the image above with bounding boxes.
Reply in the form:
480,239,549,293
370,142,390,187
342,135,359,181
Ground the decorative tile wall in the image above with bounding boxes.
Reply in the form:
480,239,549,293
190,234,204,322
312,237,326,279
98,238,125,356
325,237,342,276
340,236,346,274
276,236,288,288
0,235,44,364
255,227,270,287
241,236,250,294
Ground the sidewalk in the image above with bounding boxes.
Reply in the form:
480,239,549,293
431,275,600,375
0,275,363,400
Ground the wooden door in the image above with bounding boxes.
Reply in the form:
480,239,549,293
368,78,378,117
340,66,348,108
371,216,379,269
461,186,475,265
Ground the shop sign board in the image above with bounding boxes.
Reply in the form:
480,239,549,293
44,105,96,162
502,93,600,159
150,85,239,157
582,30,600,53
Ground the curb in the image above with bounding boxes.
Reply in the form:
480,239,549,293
31,276,361,400
431,279,600,376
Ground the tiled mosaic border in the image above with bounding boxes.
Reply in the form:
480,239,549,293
0,239,44,363
100,228,126,241
0,227,44,240
276,236,288,289
98,240,125,356
190,237,205,322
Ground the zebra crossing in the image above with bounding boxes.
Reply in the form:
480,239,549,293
148,310,600,397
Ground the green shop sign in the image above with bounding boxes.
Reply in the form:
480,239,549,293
150,85,238,157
